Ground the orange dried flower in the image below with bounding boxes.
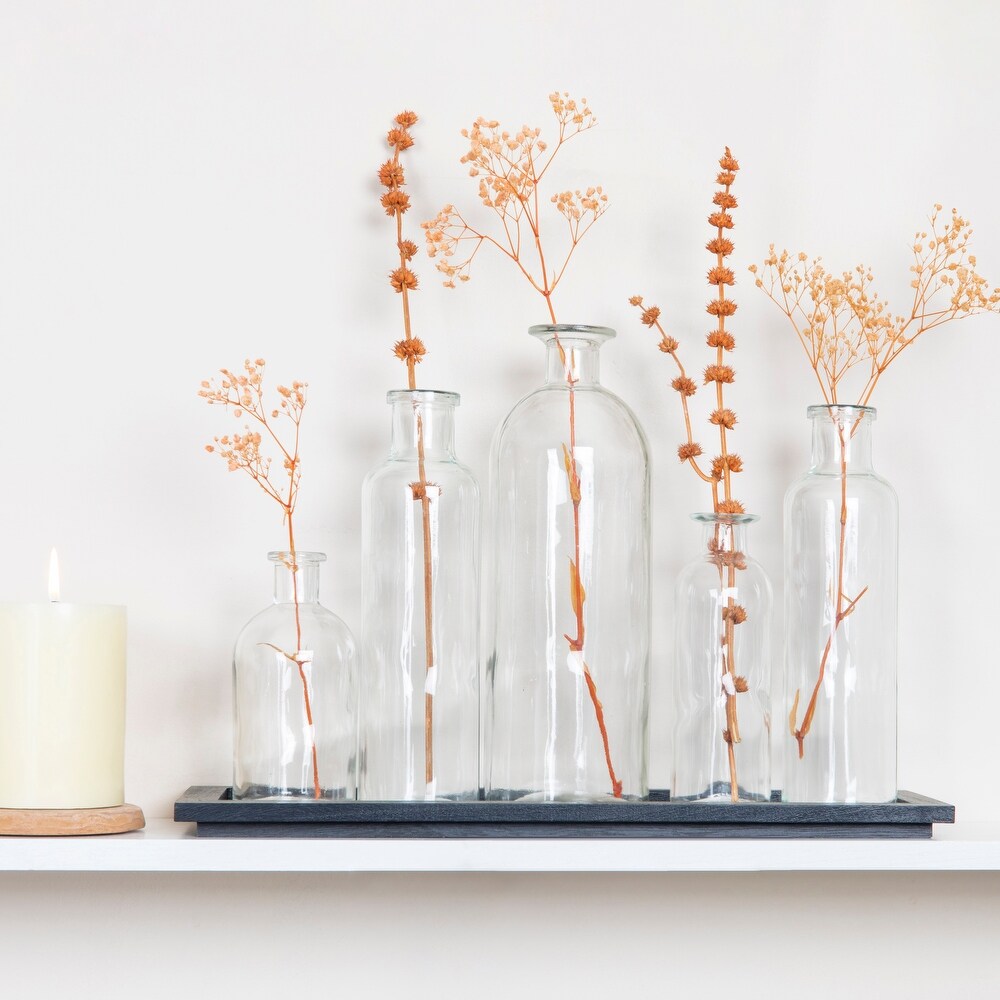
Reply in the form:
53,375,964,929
640,305,661,326
387,128,414,150
395,110,419,128
713,192,738,210
707,330,736,350
716,171,736,186
678,442,703,461
378,160,405,188
398,239,418,261
708,211,734,230
390,267,419,292
707,299,738,317
734,676,749,692
710,408,738,429
708,266,735,286
672,375,698,397
659,335,679,353
717,499,746,514
704,364,735,384
393,338,426,363
707,237,735,256
722,605,748,625
719,148,740,171
381,190,411,216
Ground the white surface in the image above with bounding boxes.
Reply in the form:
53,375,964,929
3,819,1000,873
3,1,1000,997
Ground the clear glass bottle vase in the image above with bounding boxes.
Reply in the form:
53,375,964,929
784,404,898,803
360,390,480,801
673,513,772,802
485,324,651,802
233,551,358,800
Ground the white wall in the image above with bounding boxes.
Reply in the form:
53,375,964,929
1,1,999,995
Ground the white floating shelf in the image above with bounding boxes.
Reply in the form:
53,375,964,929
1,819,1000,873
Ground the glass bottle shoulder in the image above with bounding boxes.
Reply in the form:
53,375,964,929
234,601,356,649
494,381,649,456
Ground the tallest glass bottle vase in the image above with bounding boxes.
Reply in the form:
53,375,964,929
486,325,651,802
784,404,898,803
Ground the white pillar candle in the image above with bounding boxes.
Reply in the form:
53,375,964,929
0,555,126,809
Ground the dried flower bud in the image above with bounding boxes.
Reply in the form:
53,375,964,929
708,211,734,230
707,299,738,317
719,148,740,171
398,239,419,261
390,267,419,292
378,160,405,188
734,676,749,693
393,338,426,364
713,191,738,210
723,605,748,625
380,190,411,216
640,305,661,326
394,110,419,128
704,364,735,384
672,375,698,397
387,128,414,150
707,237,735,256
659,336,679,353
707,330,736,350
710,408,738,429
678,442,703,461
707,266,735,286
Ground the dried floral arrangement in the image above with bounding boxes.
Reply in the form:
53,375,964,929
422,93,621,795
378,109,442,795
752,206,1000,757
198,363,321,797
630,148,750,801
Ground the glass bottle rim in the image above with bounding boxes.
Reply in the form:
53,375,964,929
807,403,876,420
386,388,460,406
529,323,616,342
268,551,326,564
690,511,760,525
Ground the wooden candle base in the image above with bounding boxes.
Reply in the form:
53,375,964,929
0,803,145,837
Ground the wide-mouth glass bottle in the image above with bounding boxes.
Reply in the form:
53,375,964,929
485,324,651,802
233,551,357,800
673,513,772,802
360,390,480,801
784,404,898,803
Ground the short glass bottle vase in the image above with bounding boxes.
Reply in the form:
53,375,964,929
360,390,480,801
233,551,358,800
485,324,651,802
783,405,898,803
673,513,773,802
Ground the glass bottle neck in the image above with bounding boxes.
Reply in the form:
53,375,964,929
809,406,876,474
271,552,323,604
389,391,458,460
530,325,614,386
698,518,753,557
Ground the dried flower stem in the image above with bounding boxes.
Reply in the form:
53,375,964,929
631,148,748,801
380,111,440,793
425,94,621,796
199,363,321,797
754,206,1000,756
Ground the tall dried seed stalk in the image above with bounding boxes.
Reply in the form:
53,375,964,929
423,93,622,796
630,148,751,802
379,110,441,795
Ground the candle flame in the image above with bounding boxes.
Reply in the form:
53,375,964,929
48,548,60,602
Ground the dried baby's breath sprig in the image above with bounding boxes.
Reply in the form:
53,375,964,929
754,205,1000,758
199,360,322,799
630,148,751,801
378,110,441,796
427,93,621,797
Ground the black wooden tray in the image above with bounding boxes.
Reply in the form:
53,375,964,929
174,786,954,839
